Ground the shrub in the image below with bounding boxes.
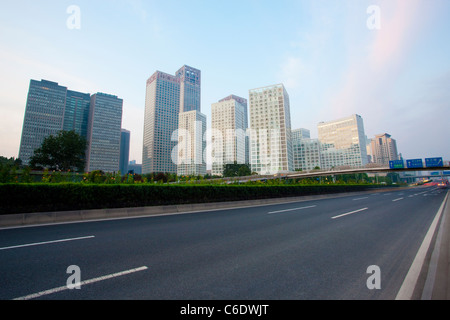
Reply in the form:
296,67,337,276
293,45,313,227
0,183,390,215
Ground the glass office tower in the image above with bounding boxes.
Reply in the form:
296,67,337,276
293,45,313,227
19,80,68,165
63,90,91,139
176,65,201,113
317,114,368,169
19,79,124,172
142,65,202,175
143,71,181,174
120,129,131,174
86,93,123,173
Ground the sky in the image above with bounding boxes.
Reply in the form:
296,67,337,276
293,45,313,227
1,0,449,164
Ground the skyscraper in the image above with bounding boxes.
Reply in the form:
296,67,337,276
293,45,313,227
86,93,123,173
143,71,180,174
176,65,201,113
317,114,368,169
176,65,204,176
19,80,68,165
142,65,202,175
248,84,293,175
177,110,207,176
19,79,123,172
120,129,131,174
370,133,399,165
63,90,91,139
211,95,248,176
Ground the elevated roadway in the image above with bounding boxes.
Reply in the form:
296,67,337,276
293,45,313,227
218,166,450,183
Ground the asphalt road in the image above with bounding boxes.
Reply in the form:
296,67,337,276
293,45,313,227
0,186,447,300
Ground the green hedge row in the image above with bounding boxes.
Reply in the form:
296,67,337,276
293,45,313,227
0,183,392,215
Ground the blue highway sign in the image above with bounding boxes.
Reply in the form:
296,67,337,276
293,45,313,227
406,159,424,169
389,160,405,169
425,157,443,168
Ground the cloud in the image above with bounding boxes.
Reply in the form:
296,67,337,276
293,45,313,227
328,0,426,124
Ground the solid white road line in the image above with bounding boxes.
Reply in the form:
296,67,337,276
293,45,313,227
396,191,450,300
331,208,369,220
0,236,95,251
13,266,149,300
268,205,317,214
353,197,369,201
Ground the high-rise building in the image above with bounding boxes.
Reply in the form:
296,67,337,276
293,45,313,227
291,128,311,143
211,95,248,176
143,71,180,174
63,90,91,139
291,127,322,172
86,93,123,173
120,129,131,174
19,79,123,172
370,133,399,165
142,65,202,175
292,128,316,171
248,84,293,175
365,135,373,163
317,114,368,169
177,110,207,176
19,80,68,165
293,138,322,172
177,65,203,176
176,65,201,113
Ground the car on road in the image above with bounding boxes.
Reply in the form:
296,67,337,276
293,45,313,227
437,180,449,189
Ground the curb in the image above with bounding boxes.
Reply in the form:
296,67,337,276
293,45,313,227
423,190,450,299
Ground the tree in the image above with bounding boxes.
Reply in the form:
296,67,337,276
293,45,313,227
223,162,252,178
0,156,23,183
30,130,87,172
237,165,252,177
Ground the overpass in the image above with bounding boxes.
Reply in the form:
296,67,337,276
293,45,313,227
217,166,450,183
286,166,450,180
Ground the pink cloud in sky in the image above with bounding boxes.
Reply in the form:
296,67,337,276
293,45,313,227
327,0,427,126
368,0,422,71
